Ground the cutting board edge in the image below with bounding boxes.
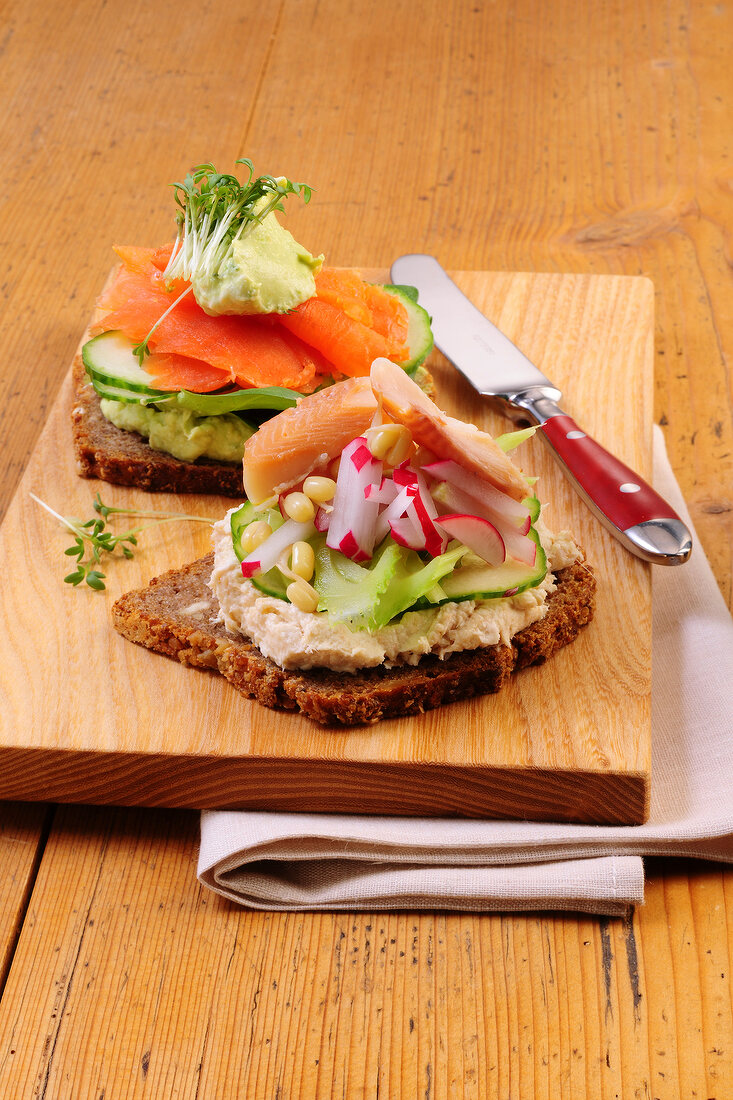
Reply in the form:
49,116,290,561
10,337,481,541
0,745,651,825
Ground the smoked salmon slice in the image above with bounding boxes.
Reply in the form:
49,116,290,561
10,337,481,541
314,269,409,345
101,248,186,310
278,297,404,378
94,265,323,392
111,244,175,274
144,353,232,393
111,245,158,275
242,377,378,504
313,268,373,325
306,269,410,369
363,283,409,348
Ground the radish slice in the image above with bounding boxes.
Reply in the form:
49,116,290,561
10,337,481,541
410,470,448,556
314,506,331,532
432,479,537,566
392,465,418,488
364,477,400,505
423,459,531,530
372,466,449,554
389,514,424,549
434,513,506,567
326,436,383,562
241,518,317,578
374,484,414,545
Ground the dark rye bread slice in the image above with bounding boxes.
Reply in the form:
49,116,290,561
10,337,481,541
111,553,596,726
71,355,244,496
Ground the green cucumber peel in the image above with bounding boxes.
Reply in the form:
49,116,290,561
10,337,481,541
383,283,419,303
251,566,290,600
524,493,541,524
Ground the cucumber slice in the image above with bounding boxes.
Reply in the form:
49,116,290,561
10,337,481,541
85,331,305,415
231,504,291,600
387,283,419,303
91,379,150,404
230,501,260,561
252,567,290,600
438,530,547,601
525,494,541,524
82,331,169,396
381,285,434,371
230,504,283,562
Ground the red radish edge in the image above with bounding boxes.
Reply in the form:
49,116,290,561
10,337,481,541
434,513,506,567
314,507,331,532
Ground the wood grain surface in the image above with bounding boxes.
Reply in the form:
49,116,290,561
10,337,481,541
0,0,731,1096
0,270,652,822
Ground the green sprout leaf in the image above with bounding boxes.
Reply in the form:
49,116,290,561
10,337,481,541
133,159,313,364
31,492,216,592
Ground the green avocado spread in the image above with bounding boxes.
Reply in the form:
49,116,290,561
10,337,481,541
192,203,323,317
99,399,253,463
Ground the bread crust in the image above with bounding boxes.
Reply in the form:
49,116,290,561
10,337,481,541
112,554,596,726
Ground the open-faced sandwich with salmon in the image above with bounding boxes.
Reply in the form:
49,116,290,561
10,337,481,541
72,160,433,496
112,358,595,725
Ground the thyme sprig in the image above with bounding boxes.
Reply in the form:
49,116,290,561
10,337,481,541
132,159,313,364
31,492,216,591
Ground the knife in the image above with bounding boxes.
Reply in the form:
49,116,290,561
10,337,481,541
390,253,692,566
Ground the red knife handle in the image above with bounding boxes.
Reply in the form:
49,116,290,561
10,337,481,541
539,414,692,564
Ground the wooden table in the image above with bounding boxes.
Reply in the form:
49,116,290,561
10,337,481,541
1,0,730,1094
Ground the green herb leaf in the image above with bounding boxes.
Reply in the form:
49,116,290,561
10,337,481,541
166,160,312,284
31,492,217,593
134,160,313,363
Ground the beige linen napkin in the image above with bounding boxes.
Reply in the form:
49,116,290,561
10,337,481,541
198,428,733,915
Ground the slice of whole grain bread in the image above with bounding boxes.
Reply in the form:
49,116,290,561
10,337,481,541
111,554,596,726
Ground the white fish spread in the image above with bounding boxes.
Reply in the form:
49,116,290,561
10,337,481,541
208,510,581,673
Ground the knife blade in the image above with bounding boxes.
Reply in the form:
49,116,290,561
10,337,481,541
390,253,692,566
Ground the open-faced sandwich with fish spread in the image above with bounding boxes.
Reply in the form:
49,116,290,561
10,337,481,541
112,357,595,725
72,160,433,496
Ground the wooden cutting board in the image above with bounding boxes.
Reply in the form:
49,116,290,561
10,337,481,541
0,271,653,823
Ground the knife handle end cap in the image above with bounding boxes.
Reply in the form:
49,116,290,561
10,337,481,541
623,519,693,565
